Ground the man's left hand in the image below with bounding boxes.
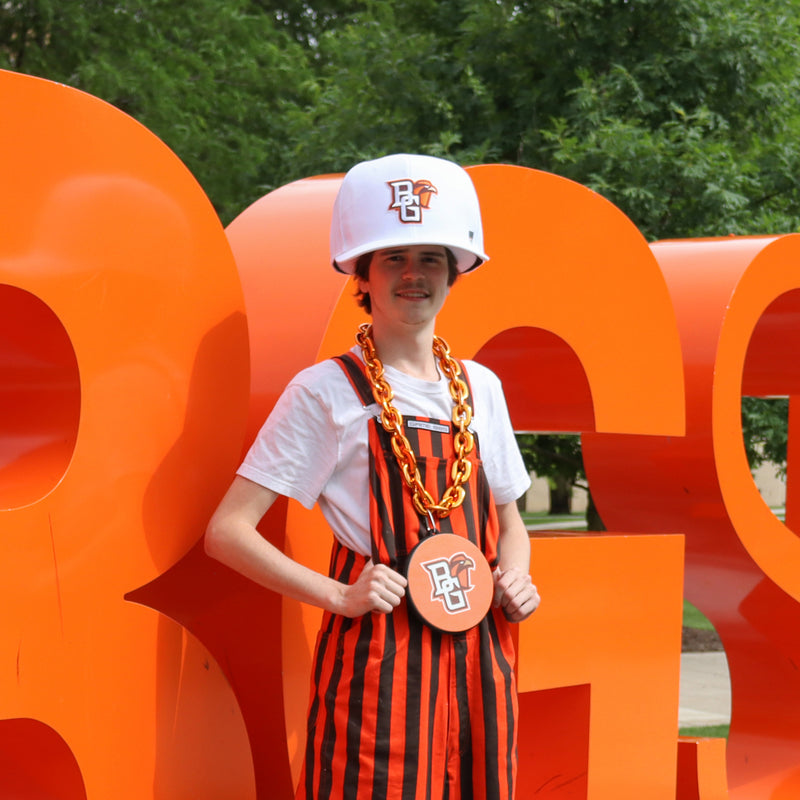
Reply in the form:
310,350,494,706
492,566,540,622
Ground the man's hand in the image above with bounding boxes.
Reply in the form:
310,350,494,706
493,566,540,623
339,560,407,617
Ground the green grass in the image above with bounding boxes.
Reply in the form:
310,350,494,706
521,510,587,530
520,510,583,522
679,724,729,738
683,600,716,630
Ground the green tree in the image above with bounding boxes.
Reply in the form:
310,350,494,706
6,0,800,232
742,397,789,476
448,0,800,239
1,0,315,223
276,0,499,175
516,434,605,530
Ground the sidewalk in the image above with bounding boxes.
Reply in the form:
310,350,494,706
679,651,731,728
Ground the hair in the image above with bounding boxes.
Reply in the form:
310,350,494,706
353,248,459,314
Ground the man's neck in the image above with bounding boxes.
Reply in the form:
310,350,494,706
370,320,440,381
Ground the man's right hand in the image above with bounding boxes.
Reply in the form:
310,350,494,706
338,560,407,617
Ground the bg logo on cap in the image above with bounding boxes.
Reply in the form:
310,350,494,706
387,178,438,223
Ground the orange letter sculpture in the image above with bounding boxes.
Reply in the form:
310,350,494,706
0,70,255,797
583,235,800,799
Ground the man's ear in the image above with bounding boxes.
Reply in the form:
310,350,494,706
356,274,369,295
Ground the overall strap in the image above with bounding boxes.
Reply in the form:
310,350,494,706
332,352,374,406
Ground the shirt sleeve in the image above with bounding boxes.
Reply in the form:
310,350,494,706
467,362,531,506
237,379,339,510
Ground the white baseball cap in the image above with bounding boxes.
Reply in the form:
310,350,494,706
330,153,489,274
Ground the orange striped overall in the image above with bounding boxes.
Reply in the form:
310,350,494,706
297,353,518,800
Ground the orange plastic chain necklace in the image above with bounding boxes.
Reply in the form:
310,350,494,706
356,322,475,520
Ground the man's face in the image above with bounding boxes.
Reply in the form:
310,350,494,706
359,245,450,329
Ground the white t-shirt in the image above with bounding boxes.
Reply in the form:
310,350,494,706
238,347,530,556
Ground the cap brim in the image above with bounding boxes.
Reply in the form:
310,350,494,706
333,243,488,275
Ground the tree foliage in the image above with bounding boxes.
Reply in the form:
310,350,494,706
4,0,800,233
1,0,316,221
742,397,789,475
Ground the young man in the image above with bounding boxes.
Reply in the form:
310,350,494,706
206,153,540,800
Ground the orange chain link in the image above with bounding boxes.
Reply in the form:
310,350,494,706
356,322,475,519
